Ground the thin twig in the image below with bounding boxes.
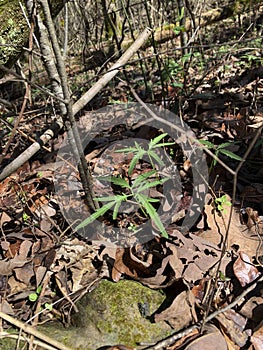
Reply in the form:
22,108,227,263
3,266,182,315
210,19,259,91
142,274,263,349
0,311,74,350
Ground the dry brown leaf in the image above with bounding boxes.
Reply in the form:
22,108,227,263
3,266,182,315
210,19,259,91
200,197,260,259
171,230,225,282
184,325,228,350
216,309,248,347
233,252,260,287
0,211,12,225
155,289,196,330
251,322,263,350
14,262,34,284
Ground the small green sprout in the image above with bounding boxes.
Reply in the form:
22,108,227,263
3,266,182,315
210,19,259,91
199,140,242,170
29,285,42,302
76,133,175,239
23,213,29,222
214,194,231,213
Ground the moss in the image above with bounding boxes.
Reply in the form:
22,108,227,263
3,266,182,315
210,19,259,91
0,0,28,68
0,0,66,76
70,279,172,348
36,279,172,349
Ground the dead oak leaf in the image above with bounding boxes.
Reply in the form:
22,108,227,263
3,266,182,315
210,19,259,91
233,252,260,287
0,240,32,276
155,289,197,330
251,322,263,350
216,309,248,347
184,324,228,350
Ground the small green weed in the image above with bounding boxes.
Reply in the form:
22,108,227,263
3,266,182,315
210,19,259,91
214,194,231,213
76,133,175,238
29,285,42,302
29,286,53,311
199,140,242,171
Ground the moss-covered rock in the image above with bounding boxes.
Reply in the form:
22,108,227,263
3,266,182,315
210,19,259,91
39,279,172,349
0,0,66,76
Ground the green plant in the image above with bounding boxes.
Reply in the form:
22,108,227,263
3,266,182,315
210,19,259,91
29,286,53,311
173,6,185,35
22,212,29,222
116,133,175,175
199,140,242,170
214,194,231,213
29,285,42,302
75,134,175,238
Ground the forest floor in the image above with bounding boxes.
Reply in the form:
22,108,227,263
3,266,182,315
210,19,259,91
0,13,263,350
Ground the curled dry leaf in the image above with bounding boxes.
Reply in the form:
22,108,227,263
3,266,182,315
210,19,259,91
111,241,184,288
184,324,228,350
251,322,263,350
233,252,260,287
216,309,248,347
155,289,197,330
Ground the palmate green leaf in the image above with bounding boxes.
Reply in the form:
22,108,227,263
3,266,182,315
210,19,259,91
132,170,156,187
148,150,165,167
128,149,146,175
198,140,215,149
136,194,168,238
149,133,168,147
75,201,115,229
217,142,233,150
219,148,242,161
134,178,168,193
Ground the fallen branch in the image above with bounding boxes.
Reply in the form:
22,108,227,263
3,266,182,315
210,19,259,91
143,274,263,350
0,27,152,182
0,311,73,350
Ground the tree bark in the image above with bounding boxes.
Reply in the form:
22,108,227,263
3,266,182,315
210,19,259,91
0,0,67,77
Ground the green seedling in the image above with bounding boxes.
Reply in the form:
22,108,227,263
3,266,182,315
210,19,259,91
29,285,42,302
76,133,175,238
214,194,231,213
199,140,242,170
23,213,29,222
116,133,175,175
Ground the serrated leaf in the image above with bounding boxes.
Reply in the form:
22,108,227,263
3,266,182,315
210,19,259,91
217,142,232,150
94,195,119,202
113,200,122,220
147,198,161,202
198,140,215,148
153,141,175,148
128,150,146,175
97,175,130,189
219,148,242,161
149,133,167,147
132,170,156,187
110,176,131,188
136,194,168,238
75,201,115,229
128,155,140,175
135,178,168,193
115,147,137,153
148,150,165,167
